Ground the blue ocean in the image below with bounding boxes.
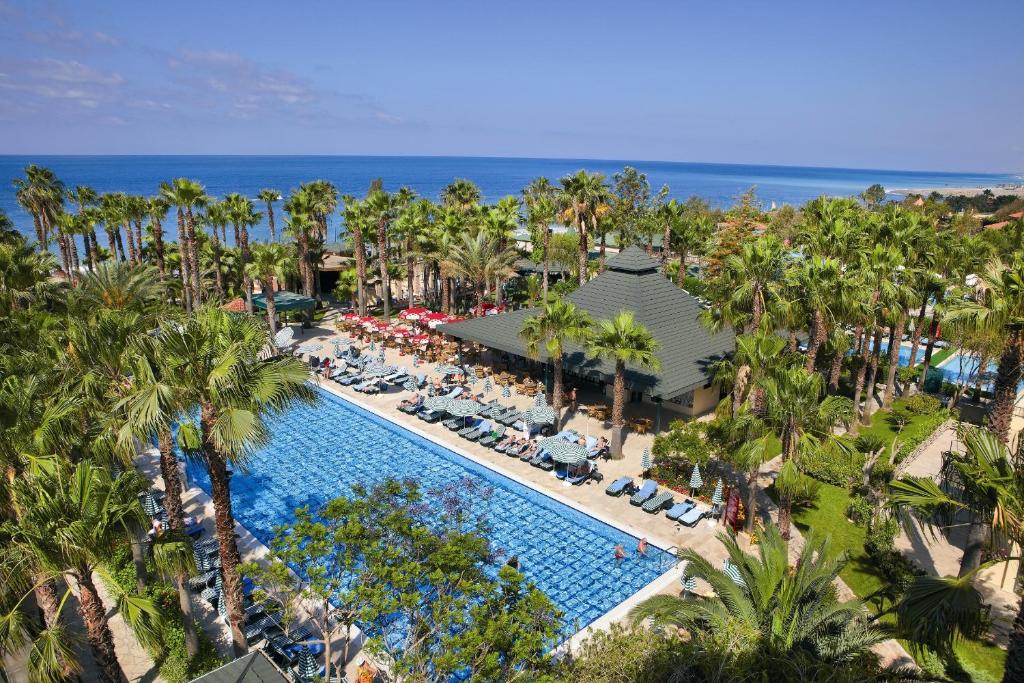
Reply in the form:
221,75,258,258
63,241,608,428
0,155,1016,244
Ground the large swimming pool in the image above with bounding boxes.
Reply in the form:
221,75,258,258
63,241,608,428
184,386,672,636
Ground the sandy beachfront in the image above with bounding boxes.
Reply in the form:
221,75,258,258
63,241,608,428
887,183,1024,197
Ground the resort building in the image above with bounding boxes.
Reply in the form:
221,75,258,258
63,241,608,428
439,246,734,429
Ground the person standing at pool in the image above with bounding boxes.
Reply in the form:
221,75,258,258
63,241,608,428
569,387,578,411
637,537,648,556
614,544,626,562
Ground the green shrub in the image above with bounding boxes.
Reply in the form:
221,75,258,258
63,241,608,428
853,434,884,454
903,393,941,415
870,460,895,485
103,542,225,683
801,448,863,487
846,495,872,526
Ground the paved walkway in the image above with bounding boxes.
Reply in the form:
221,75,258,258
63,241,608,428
894,424,1020,646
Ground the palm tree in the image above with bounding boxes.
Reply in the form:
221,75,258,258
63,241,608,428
522,177,557,300
160,179,207,311
70,185,101,270
225,193,261,312
630,525,884,679
559,171,610,286
341,194,369,314
887,426,1024,679
442,233,517,311
146,195,170,277
3,460,158,683
246,243,295,336
944,257,1024,444
441,178,482,213
364,187,401,320
258,188,282,242
667,205,715,286
154,306,316,650
13,164,65,254
520,295,592,429
286,188,319,300
757,366,852,540
587,311,660,458
0,238,62,315
54,211,82,282
99,192,127,263
205,200,230,297
119,336,206,658
395,198,433,308
787,255,844,372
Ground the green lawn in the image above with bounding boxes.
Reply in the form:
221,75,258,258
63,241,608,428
928,345,957,367
855,398,950,458
790,481,1007,681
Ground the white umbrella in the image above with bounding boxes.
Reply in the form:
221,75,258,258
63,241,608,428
689,463,703,491
710,479,724,506
274,327,295,348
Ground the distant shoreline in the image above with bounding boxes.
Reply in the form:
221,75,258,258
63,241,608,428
887,184,1024,198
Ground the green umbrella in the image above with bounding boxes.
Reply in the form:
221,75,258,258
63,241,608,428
424,396,454,412
689,463,703,491
723,560,745,587
710,479,723,505
538,437,588,465
521,404,556,426
446,399,482,417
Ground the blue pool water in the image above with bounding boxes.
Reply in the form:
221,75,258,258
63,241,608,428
184,386,671,636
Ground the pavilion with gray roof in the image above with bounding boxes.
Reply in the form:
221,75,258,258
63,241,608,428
438,247,733,431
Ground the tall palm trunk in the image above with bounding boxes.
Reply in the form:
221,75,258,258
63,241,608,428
175,209,192,313
32,214,46,252
577,217,588,286
676,250,688,286
210,229,224,298
56,230,71,276
542,225,550,301
151,216,166,276
908,296,928,367
157,432,200,658
88,229,100,269
265,287,278,336
201,409,248,653
850,329,870,436
123,220,138,264
440,272,450,315
732,364,751,418
917,311,942,391
406,243,415,308
239,225,253,313
377,220,390,320
104,227,119,263
68,231,81,280
989,332,1023,444
777,422,797,542
552,355,565,428
599,232,607,272
77,571,124,683
114,228,127,263
610,360,627,459
266,202,277,242
805,309,827,372
743,468,760,533
882,309,908,409
134,219,144,264
184,208,202,306
862,329,883,424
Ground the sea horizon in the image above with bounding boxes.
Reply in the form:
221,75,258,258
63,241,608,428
2,154,1019,244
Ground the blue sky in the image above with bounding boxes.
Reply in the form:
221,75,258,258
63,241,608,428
0,0,1021,172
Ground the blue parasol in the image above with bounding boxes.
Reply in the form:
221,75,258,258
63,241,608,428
710,479,723,505
722,559,746,587
483,378,492,393
502,385,511,398
641,448,651,473
295,644,319,682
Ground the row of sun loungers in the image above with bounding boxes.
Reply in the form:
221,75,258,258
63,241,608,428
604,477,709,526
